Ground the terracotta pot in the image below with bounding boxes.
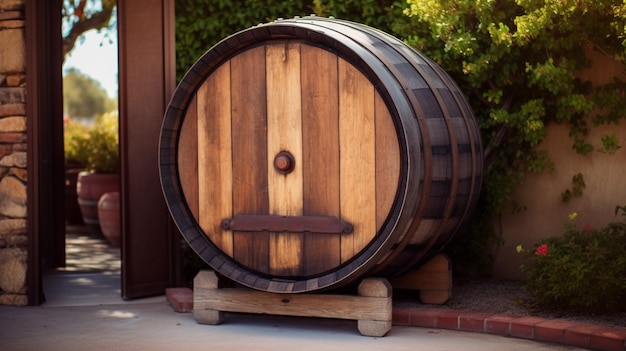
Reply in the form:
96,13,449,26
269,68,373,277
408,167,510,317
76,172,119,235
98,192,121,246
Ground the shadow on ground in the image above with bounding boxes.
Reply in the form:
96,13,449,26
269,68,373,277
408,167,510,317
59,225,120,273
43,225,122,306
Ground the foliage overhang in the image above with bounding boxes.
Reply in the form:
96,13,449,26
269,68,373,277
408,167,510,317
393,0,626,216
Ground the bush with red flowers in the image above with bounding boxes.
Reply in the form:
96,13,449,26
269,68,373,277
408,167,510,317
519,206,626,313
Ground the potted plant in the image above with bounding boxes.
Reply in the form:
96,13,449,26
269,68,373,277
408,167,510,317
66,112,120,239
64,117,89,225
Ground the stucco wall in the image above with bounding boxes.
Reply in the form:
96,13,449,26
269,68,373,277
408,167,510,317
0,0,28,306
493,48,626,280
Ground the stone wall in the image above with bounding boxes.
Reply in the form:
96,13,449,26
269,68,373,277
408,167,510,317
0,0,28,306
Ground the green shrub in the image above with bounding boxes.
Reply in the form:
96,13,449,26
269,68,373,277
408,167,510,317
174,0,400,81
393,0,626,276
64,112,119,174
520,206,626,313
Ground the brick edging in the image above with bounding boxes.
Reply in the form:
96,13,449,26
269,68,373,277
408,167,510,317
167,288,626,351
393,307,626,351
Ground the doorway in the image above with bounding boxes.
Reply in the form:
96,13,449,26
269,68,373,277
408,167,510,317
42,3,122,305
26,0,178,306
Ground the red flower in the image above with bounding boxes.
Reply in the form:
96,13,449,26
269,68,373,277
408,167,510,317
536,244,549,256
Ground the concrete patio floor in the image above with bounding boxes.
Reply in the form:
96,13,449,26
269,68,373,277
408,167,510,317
0,226,622,350
1,298,590,351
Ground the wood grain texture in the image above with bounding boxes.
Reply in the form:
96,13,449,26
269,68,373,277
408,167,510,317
339,58,377,262
389,254,452,304
301,44,341,275
197,62,233,256
193,270,224,324
357,320,392,337
266,42,304,276
230,46,269,272
375,91,400,232
193,270,392,336
195,284,390,320
178,95,198,220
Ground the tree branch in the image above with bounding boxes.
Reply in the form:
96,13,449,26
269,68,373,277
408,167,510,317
484,124,508,172
62,1,115,59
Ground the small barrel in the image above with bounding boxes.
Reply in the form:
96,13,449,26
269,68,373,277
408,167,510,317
159,17,483,293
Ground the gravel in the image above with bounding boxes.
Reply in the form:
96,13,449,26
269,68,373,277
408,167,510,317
393,278,626,329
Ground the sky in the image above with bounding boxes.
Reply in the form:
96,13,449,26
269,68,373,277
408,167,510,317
63,28,118,99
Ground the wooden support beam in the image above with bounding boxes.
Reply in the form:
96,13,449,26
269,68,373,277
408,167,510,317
390,254,452,304
193,270,392,337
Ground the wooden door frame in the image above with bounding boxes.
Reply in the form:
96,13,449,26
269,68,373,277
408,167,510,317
118,0,179,299
25,0,65,305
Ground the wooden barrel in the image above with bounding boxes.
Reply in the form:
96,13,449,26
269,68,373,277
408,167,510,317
159,17,482,293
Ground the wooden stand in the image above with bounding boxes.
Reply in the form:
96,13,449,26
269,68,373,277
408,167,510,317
390,254,452,304
193,270,393,337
